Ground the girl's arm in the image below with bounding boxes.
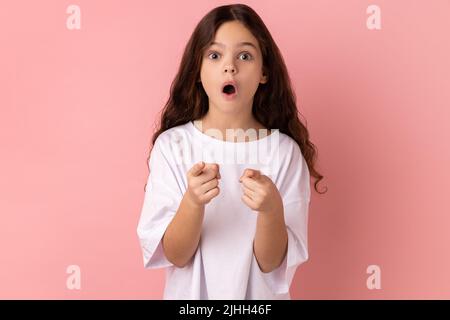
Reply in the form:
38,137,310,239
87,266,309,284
240,168,289,273
162,161,220,268
162,193,205,268
253,202,288,273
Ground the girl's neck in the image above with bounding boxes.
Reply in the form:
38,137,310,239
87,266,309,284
195,110,269,142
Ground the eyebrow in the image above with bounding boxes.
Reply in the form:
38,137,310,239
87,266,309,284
209,41,257,50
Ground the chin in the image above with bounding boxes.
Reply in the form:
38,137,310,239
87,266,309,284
212,100,245,112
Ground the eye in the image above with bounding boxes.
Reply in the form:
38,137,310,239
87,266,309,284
207,51,220,60
206,51,253,61
239,52,253,61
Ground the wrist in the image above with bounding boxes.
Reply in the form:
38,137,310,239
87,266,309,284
184,192,204,211
258,201,284,222
259,195,283,216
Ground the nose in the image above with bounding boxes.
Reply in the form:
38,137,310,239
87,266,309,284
223,64,236,74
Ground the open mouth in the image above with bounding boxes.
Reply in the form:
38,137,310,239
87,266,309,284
222,84,236,95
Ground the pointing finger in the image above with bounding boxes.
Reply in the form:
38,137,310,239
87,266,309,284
189,161,205,177
240,169,260,181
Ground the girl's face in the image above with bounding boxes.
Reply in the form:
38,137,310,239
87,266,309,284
199,21,267,114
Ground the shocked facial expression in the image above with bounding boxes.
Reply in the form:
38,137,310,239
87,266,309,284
199,20,268,113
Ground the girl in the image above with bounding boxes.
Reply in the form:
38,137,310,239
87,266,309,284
137,4,326,300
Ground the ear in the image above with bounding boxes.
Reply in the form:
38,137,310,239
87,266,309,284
260,71,268,84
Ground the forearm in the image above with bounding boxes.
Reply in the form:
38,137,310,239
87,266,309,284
162,193,205,268
253,203,288,273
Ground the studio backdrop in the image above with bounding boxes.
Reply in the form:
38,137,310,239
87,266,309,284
1,0,449,299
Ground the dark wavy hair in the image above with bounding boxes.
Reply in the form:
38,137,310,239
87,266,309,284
145,3,327,194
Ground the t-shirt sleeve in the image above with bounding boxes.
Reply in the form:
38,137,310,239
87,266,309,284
136,137,184,269
257,140,311,295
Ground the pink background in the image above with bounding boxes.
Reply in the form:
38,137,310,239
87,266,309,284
1,0,449,299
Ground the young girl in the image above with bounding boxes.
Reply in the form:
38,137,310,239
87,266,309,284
137,4,325,300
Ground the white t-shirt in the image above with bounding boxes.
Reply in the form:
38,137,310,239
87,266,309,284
137,120,311,299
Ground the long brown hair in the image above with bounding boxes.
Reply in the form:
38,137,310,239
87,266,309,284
145,4,327,194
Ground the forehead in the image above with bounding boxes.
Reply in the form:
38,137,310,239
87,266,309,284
210,21,260,51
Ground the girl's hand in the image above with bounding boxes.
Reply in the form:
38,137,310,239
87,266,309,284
185,161,221,207
239,169,282,214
